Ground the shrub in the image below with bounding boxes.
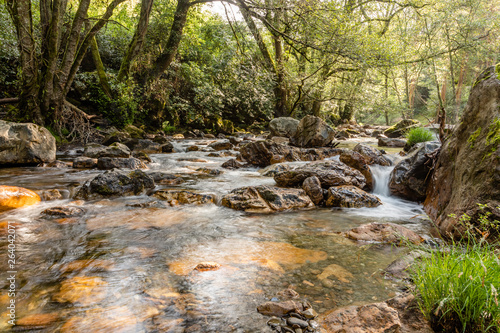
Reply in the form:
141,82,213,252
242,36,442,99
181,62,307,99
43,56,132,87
406,127,434,146
162,121,176,134
411,206,500,333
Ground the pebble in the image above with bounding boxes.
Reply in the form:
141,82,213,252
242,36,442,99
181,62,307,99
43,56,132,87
287,317,308,328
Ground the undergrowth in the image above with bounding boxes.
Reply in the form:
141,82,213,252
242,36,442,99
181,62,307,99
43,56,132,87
406,127,435,147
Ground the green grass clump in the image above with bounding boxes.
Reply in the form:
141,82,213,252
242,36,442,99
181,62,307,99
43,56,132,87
406,127,434,146
412,207,500,332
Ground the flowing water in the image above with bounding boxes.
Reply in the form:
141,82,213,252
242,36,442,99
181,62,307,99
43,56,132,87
0,139,430,332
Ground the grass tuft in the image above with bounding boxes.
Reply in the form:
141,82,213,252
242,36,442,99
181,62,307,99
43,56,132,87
406,127,434,147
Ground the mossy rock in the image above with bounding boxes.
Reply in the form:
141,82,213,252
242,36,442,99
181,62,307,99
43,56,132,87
124,125,144,139
384,119,421,138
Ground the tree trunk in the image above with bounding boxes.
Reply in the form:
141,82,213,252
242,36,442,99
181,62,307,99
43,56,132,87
147,0,190,82
90,36,113,98
118,0,154,82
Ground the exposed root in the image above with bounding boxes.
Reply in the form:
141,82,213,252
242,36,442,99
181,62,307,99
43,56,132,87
61,101,100,144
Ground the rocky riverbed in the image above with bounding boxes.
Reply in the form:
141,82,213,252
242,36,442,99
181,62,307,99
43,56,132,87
0,135,433,332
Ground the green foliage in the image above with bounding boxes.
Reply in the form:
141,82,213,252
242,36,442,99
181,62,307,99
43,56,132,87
161,121,176,134
406,127,434,146
468,128,482,149
412,205,500,332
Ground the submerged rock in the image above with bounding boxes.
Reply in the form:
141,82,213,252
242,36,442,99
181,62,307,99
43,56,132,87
378,135,407,148
291,115,336,148
353,143,391,166
208,140,233,151
74,170,155,200
221,185,314,213
325,186,381,208
257,300,305,317
269,117,300,138
274,160,366,189
384,119,420,138
53,276,108,306
345,222,424,245
0,120,56,165
0,186,41,211
425,66,500,237
41,206,85,217
37,189,64,201
221,158,244,169
151,189,216,205
389,141,440,201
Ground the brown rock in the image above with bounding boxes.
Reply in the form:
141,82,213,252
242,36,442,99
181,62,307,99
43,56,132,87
274,160,366,189
221,185,314,213
187,145,200,152
291,115,336,148
45,160,71,168
73,156,98,168
208,140,233,151
97,157,147,170
37,189,64,201
340,150,373,190
353,143,391,166
41,206,85,217
325,185,381,208
345,222,424,245
53,276,108,306
151,190,215,205
194,262,221,271
378,135,407,148
302,176,324,205
257,300,305,317
0,186,41,212
17,313,59,327
221,158,244,169
425,66,500,237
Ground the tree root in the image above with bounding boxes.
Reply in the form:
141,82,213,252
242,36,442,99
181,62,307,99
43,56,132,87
61,100,100,144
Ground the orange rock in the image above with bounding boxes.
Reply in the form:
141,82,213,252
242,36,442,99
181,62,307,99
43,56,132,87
60,259,115,274
53,276,108,306
194,262,221,271
61,306,138,333
0,186,41,211
168,239,327,275
17,313,59,327
86,208,186,231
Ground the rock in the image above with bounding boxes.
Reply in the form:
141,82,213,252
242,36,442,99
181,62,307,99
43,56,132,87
353,143,391,166
173,134,184,139
0,186,41,211
151,189,216,205
240,140,344,167
335,130,351,140
277,288,300,300
45,160,71,168
257,300,305,317
205,134,216,139
37,189,64,201
291,115,336,148
153,135,170,144
132,151,152,163
270,136,290,145
74,170,155,200
196,168,222,176
0,120,56,165
221,185,314,213
97,157,147,170
345,222,424,244
318,302,401,333
269,117,300,138
221,158,244,169
389,141,440,201
208,140,233,151
53,276,107,306
302,176,324,205
425,66,500,237
41,206,85,217
83,142,131,158
384,119,421,138
102,131,131,145
378,135,407,148
385,293,434,333
274,160,366,189
340,150,373,190
326,186,381,208
147,172,184,185
124,139,162,154
287,317,309,328
187,145,200,152
317,263,353,283
261,163,292,177
73,156,98,169
17,313,59,327
194,262,221,271
124,124,144,138
384,251,423,280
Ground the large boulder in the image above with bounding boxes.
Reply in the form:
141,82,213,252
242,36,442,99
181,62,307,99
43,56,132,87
325,186,381,208
221,185,314,213
274,160,366,189
0,120,56,165
353,143,391,166
291,116,336,148
269,117,300,138
240,140,344,167
340,150,373,190
425,66,500,237
0,186,41,211
389,141,440,201
74,170,154,200
384,119,420,138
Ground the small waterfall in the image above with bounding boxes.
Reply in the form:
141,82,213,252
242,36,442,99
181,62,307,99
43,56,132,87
370,164,395,197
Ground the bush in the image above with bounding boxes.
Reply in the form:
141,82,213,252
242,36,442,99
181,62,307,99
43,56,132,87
406,127,434,146
411,207,500,333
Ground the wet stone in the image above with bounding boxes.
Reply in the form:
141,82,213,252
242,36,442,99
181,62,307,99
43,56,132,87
287,317,308,328
41,206,85,218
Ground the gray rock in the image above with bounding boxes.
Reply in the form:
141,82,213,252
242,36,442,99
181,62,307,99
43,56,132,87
389,141,440,201
97,157,147,170
0,120,56,165
353,143,391,166
384,119,421,138
378,135,407,148
291,116,336,148
302,176,324,205
325,185,381,208
83,142,131,158
269,117,300,138
73,156,98,169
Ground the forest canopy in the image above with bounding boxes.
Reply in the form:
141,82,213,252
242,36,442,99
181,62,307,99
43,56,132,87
0,0,498,139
